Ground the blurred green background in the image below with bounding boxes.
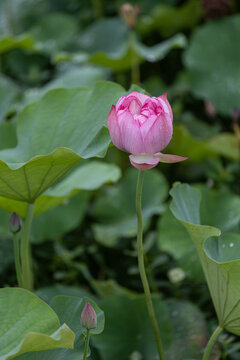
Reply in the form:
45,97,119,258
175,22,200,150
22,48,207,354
1,0,240,359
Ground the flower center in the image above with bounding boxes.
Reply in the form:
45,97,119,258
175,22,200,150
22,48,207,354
130,98,162,126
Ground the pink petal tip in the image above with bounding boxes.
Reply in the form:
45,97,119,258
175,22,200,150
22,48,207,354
155,153,188,163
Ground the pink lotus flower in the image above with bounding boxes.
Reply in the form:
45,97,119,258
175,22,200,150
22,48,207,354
107,91,187,170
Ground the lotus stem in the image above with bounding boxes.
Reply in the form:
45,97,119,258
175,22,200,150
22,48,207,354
91,0,103,18
83,329,90,360
20,203,34,291
202,325,223,360
136,170,165,360
130,31,140,85
13,233,23,287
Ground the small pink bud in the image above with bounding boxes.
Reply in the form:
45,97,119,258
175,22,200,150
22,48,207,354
9,212,22,234
80,301,97,330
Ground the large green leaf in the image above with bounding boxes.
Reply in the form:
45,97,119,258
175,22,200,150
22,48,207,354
3,49,49,86
44,161,121,199
31,192,89,243
208,133,239,161
158,206,204,281
170,183,240,334
92,168,168,246
199,187,240,232
0,237,14,274
77,18,128,59
0,82,125,203
203,233,240,335
0,122,17,150
0,12,77,56
139,0,203,37
0,0,44,36
92,295,207,360
90,279,137,299
51,296,104,337
0,34,35,54
33,160,120,216
88,33,186,71
23,66,106,107
184,15,240,115
0,288,75,360
166,125,212,162
16,295,104,360
166,125,239,162
165,300,208,360
135,34,187,64
35,285,95,304
0,161,121,245
29,13,78,53
0,160,121,218
92,295,171,360
159,186,240,281
0,75,20,123
75,18,186,71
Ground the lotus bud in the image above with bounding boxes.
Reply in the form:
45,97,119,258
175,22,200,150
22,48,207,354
107,91,187,170
120,3,140,28
9,212,22,234
80,301,97,330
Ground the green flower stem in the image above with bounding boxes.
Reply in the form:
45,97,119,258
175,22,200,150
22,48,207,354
129,30,140,85
91,0,103,18
202,325,223,360
83,330,90,360
136,170,165,360
20,203,34,291
13,233,23,287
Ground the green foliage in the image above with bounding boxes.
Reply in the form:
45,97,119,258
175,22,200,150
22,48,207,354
92,168,168,246
159,185,240,282
139,0,203,37
0,34,35,54
31,192,90,243
167,125,239,162
92,295,207,360
29,13,78,53
75,18,186,71
23,65,106,106
16,295,104,360
0,288,75,359
166,300,208,360
0,75,20,123
0,238,14,274
0,161,121,217
0,82,125,204
1,0,240,358
0,122,17,150
158,205,203,281
184,15,240,115
170,184,240,335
